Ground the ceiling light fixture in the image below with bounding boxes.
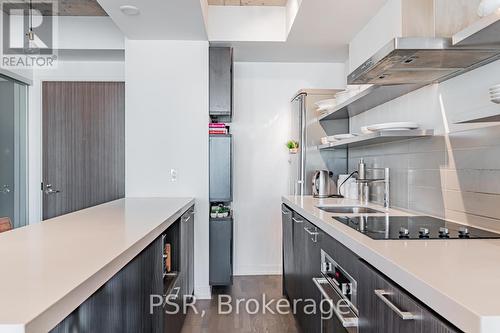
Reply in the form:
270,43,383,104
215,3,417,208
119,5,140,16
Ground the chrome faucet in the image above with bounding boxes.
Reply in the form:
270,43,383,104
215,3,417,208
356,159,390,209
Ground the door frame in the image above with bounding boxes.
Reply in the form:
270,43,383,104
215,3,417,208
0,73,29,229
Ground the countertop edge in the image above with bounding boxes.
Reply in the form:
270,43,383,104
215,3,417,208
282,196,486,333
21,198,195,333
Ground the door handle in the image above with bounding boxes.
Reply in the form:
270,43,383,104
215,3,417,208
44,184,61,195
182,215,191,223
281,209,290,215
304,226,319,242
0,185,10,194
292,217,303,224
374,290,418,320
313,278,358,328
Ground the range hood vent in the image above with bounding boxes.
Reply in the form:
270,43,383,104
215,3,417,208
348,37,500,85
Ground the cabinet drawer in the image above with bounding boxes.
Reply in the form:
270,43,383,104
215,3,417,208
359,261,422,333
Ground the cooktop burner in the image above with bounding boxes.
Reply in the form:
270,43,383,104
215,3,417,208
333,216,500,240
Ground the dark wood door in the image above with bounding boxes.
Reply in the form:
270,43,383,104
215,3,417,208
292,212,307,329
42,82,125,220
282,205,294,298
187,208,195,297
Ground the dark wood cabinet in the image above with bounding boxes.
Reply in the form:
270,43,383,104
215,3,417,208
358,261,460,333
302,219,321,333
180,208,195,299
282,204,294,298
282,205,461,333
422,309,460,333
209,47,233,117
209,217,233,286
282,209,321,333
51,206,195,333
358,260,422,333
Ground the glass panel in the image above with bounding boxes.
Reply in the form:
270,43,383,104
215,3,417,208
0,75,28,230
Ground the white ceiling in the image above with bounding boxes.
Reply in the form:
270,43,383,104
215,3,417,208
95,0,207,40
95,0,387,62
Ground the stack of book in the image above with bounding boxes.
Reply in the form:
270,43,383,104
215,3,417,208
209,123,228,135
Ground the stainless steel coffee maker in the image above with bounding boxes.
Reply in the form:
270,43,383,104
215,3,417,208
312,170,336,198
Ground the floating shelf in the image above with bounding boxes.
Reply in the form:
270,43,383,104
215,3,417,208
317,130,434,150
318,84,424,121
453,10,500,46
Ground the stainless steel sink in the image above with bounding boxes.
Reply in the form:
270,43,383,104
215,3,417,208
317,206,383,214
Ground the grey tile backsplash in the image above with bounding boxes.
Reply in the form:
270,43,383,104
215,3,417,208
346,127,500,231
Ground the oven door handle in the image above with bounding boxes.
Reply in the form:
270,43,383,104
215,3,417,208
313,278,358,328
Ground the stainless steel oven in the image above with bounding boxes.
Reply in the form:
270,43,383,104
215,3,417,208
313,249,359,333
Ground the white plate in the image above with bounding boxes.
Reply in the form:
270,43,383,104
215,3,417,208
366,122,420,132
332,134,357,140
360,126,374,135
315,99,337,110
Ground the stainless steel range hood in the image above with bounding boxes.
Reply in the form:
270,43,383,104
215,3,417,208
348,37,500,85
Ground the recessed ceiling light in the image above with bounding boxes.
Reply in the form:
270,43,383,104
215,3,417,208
120,5,140,16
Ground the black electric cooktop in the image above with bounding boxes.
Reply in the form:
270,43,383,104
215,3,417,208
333,216,500,240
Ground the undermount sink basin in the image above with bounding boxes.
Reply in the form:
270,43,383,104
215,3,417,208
316,206,383,214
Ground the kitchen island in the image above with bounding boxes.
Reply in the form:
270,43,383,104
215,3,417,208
0,197,195,333
283,195,500,333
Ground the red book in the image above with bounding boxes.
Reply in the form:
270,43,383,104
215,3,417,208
209,130,228,135
209,123,226,128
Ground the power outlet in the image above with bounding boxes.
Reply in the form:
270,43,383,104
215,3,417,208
170,169,178,182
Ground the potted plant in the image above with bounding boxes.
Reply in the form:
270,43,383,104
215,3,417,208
217,206,230,218
286,140,299,154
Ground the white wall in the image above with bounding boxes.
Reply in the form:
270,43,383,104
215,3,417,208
349,0,402,72
28,60,125,224
125,40,210,298
232,62,346,275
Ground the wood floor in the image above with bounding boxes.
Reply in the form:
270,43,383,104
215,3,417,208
180,275,300,333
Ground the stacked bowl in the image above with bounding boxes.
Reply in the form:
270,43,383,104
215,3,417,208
490,84,500,104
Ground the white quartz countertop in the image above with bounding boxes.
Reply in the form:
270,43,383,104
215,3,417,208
283,195,500,333
0,197,195,333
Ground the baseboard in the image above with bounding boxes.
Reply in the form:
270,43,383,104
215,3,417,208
194,285,212,300
234,264,282,276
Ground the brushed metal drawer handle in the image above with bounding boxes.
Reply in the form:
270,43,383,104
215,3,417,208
292,217,303,223
281,210,290,215
374,289,418,320
304,226,319,243
182,215,191,223
304,226,319,235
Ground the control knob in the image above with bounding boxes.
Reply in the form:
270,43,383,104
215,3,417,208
439,227,449,238
399,227,410,238
419,227,430,238
459,227,470,238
